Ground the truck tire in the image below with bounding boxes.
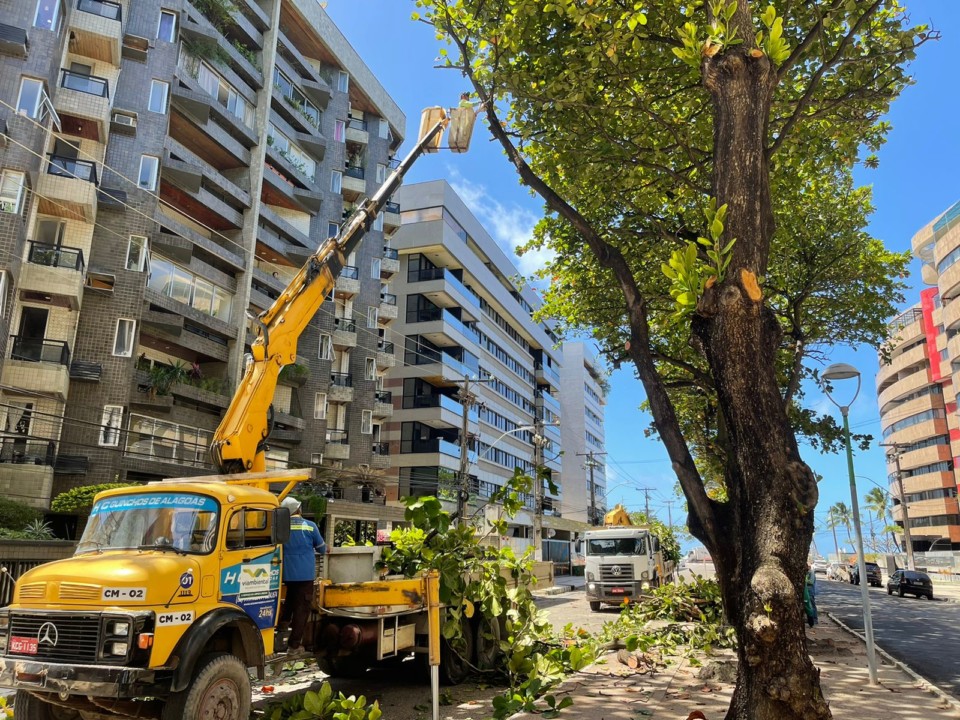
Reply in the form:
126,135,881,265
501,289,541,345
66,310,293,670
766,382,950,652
317,653,368,678
589,601,601,612
161,652,251,720
474,614,502,671
14,691,79,720
440,615,475,685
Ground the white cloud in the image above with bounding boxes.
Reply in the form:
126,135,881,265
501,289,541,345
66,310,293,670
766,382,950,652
447,169,555,278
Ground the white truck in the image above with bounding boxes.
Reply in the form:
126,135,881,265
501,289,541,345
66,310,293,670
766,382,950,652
583,505,674,611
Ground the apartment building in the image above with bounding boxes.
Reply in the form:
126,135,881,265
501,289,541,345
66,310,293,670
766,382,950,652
385,180,571,550
559,341,607,524
0,0,407,536
875,202,960,552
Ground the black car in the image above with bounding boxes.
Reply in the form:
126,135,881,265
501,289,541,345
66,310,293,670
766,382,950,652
886,569,934,599
849,561,883,587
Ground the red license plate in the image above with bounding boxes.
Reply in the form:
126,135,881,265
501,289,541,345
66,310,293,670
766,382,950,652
10,636,38,655
610,588,625,594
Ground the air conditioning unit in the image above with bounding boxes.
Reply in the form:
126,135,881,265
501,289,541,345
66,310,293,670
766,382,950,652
112,112,136,127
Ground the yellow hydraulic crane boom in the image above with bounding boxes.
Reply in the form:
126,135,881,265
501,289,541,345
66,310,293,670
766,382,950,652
211,106,475,473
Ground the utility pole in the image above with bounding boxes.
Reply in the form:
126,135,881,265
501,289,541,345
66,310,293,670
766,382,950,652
532,416,546,561
881,444,916,571
453,374,492,526
576,451,606,525
664,500,674,529
638,487,654,521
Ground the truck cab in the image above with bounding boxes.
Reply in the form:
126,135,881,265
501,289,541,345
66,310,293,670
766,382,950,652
0,477,292,719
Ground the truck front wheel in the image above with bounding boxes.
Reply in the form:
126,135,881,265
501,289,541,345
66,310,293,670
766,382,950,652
162,653,251,720
589,601,601,612
14,691,81,720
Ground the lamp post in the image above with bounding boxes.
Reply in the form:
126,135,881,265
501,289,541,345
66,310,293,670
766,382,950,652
821,362,878,684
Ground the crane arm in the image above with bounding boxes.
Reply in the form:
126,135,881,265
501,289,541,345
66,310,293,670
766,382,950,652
211,112,453,473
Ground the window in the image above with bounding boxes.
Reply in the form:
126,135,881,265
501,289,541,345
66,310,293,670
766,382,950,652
113,318,136,356
376,164,387,183
99,405,124,447
33,0,62,32
378,119,389,140
225,508,273,550
367,306,378,328
0,171,25,214
319,333,332,360
16,78,44,119
330,171,342,194
148,80,169,113
327,222,339,238
373,212,384,232
361,409,373,435
157,10,177,42
371,258,381,278
147,253,233,321
334,120,345,142
314,392,327,420
337,71,349,93
364,357,376,381
0,272,7,318
126,235,148,271
138,155,159,190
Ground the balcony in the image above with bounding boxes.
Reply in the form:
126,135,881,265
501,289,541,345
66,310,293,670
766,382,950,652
328,372,354,402
371,441,391,468
407,307,481,350
332,316,357,348
407,267,481,314
401,437,461,458
70,0,123,65
379,291,398,321
2,337,71,399
381,246,399,276
0,438,57,467
325,428,350,460
374,390,393,418
342,165,365,201
402,393,469,430
346,117,368,144
536,390,561,415
376,341,396,369
37,155,98,223
55,69,113,142
383,202,400,233
19,241,86,311
535,362,561,388
335,264,360,296
0,24,28,58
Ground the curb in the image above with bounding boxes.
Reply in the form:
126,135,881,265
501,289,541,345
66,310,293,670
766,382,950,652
825,612,960,712
534,584,580,597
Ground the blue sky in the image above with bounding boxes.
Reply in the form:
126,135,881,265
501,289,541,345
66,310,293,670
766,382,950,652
326,1,960,556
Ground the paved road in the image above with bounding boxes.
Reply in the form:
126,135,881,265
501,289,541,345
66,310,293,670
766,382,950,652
817,577,960,698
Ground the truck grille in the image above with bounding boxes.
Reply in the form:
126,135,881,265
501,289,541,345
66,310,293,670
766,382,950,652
600,565,635,582
8,613,100,663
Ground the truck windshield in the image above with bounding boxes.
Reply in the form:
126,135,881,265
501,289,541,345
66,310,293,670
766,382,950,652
587,537,646,556
76,493,219,555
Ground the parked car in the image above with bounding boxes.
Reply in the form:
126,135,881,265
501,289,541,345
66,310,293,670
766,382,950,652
886,569,934,599
812,561,829,575
826,563,843,580
849,561,883,587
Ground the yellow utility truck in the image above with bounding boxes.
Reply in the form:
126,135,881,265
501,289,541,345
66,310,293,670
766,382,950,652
0,106,475,720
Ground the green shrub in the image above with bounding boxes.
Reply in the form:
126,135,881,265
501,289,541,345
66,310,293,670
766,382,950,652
261,682,381,720
51,483,140,514
0,497,41,531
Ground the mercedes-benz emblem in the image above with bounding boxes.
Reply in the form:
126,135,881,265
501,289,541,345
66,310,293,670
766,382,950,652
37,622,58,647
610,565,622,576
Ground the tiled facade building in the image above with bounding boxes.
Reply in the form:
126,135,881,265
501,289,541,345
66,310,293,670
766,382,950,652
0,0,406,533
559,341,606,524
876,201,960,552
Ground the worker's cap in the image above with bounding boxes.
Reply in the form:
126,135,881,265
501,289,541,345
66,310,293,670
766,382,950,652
281,496,302,513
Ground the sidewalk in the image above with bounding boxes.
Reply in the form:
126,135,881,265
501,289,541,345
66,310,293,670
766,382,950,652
931,576,960,603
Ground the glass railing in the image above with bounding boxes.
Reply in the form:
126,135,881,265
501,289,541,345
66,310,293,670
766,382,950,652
334,316,356,333
374,390,392,404
60,69,109,97
47,155,98,183
383,246,399,260
404,394,463,413
385,201,400,214
10,336,70,365
377,341,395,354
339,265,359,279
27,241,85,271
438,439,461,458
536,362,561,384
443,310,480,344
536,390,561,411
372,441,390,456
330,372,352,387
409,266,445,282
344,165,364,179
326,428,348,444
380,292,396,306
347,117,367,130
77,0,122,20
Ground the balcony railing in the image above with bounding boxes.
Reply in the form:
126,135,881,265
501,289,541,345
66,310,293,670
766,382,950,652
378,341,395,354
536,362,561,384
344,165,364,180
385,201,400,214
409,267,445,282
380,292,396,306
372,441,390,456
77,0,122,21
0,438,57,466
47,155,98,184
60,69,110,97
330,372,352,387
404,394,462,413
401,437,460,455
347,117,367,130
383,246,399,260
375,390,392,404
10,336,70,365
334,316,356,332
27,240,85,272
340,265,359,279
326,428,348,444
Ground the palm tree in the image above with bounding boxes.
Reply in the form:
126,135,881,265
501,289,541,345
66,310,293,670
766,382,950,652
826,502,853,563
863,487,899,553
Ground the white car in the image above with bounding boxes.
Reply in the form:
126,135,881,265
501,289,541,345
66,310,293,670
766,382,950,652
812,561,828,575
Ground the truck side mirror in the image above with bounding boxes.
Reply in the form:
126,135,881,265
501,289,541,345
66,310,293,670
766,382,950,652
574,539,582,553
653,537,660,552
274,507,291,545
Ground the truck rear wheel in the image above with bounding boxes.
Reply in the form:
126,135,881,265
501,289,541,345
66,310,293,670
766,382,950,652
161,652,251,720
474,614,502,671
440,615,475,685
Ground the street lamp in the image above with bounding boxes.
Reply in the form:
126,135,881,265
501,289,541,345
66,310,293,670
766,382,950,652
821,362,878,684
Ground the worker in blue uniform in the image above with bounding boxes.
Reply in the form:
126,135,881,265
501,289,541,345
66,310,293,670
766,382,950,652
280,496,326,653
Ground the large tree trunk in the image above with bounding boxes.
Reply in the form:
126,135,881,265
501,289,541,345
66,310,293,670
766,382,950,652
691,12,832,720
